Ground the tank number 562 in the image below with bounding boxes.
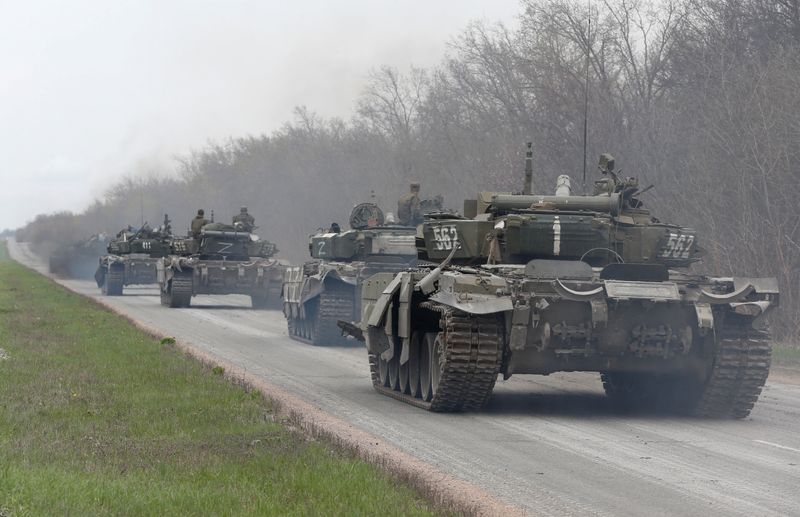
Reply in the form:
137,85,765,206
432,225,458,251
661,232,695,259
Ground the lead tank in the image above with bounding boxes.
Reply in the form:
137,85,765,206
351,152,778,418
94,216,172,295
157,220,288,308
282,203,418,345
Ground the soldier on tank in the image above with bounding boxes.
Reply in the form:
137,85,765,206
397,182,422,226
232,206,255,231
190,209,209,239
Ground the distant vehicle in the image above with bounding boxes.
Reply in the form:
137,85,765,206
94,216,172,296
282,203,418,345
157,218,287,309
49,234,107,279
346,150,778,418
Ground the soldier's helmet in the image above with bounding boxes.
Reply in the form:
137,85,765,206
240,206,248,213
198,209,205,216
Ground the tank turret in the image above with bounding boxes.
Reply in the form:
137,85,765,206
419,154,701,269
309,203,415,262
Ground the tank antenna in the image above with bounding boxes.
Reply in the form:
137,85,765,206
524,142,533,195
581,3,591,195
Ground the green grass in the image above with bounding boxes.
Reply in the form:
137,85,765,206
773,343,800,367
0,242,436,516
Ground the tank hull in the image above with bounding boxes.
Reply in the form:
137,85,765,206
282,257,414,346
356,262,777,417
95,254,161,295
157,256,288,309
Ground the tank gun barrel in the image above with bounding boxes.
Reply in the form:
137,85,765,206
490,193,621,215
201,229,252,240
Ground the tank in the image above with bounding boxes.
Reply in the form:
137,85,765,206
48,234,108,279
157,219,288,308
348,153,779,418
94,216,172,295
282,202,418,345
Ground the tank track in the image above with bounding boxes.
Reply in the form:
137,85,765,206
161,270,193,308
288,286,354,346
368,304,504,412
102,265,124,296
693,327,772,419
314,288,355,345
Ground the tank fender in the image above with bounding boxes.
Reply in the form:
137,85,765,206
156,259,165,284
735,277,779,295
366,274,404,328
94,265,106,287
282,266,303,315
398,275,413,364
299,270,354,305
366,326,391,356
427,272,513,315
552,279,604,300
428,291,513,315
698,284,754,304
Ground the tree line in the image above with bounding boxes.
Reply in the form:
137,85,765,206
17,0,800,340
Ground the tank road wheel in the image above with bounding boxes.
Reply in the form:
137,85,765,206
366,306,504,412
422,308,504,412
388,344,401,391
378,353,391,387
407,332,423,398
419,332,436,402
430,333,446,398
102,265,124,296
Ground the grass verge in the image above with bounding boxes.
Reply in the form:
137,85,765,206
773,343,800,368
0,242,436,516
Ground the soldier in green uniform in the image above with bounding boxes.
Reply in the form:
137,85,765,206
397,182,422,226
190,209,209,239
232,206,255,231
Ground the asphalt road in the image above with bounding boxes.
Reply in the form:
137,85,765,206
10,241,800,516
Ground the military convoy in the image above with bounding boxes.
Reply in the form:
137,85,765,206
157,219,287,309
94,216,172,296
282,203,418,345
27,145,779,419
346,150,779,418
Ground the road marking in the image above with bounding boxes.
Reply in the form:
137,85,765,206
753,440,800,454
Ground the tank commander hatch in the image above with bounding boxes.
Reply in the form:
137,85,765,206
190,209,209,239
398,181,422,226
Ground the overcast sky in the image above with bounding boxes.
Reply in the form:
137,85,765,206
0,0,520,230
